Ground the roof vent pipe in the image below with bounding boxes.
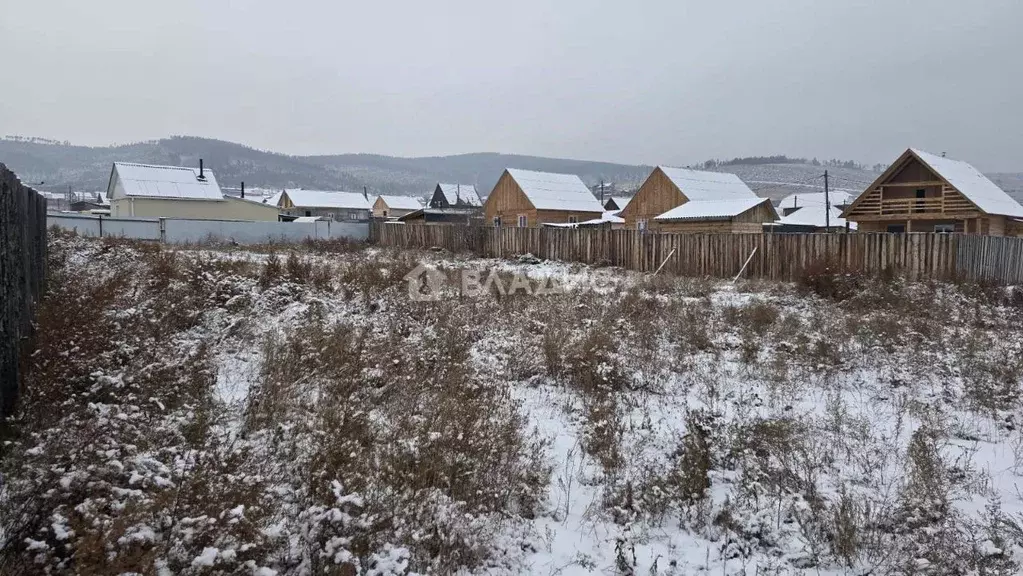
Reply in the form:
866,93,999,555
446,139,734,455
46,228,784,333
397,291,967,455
198,159,205,180
241,181,245,198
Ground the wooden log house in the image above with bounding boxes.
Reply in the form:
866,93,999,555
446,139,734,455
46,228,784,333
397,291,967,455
620,166,778,232
483,168,604,227
842,148,1023,235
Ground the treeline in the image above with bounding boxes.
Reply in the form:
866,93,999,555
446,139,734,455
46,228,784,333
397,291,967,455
3,135,71,146
702,155,878,171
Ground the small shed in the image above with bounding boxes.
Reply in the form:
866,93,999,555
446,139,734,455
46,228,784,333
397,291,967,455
621,166,760,230
653,198,778,233
483,168,604,227
373,195,424,219
398,207,483,225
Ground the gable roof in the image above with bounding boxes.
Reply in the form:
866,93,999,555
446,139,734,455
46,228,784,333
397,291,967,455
909,149,1023,218
437,183,482,206
111,162,223,200
654,197,773,221
282,189,371,210
505,168,604,212
658,166,757,202
777,204,855,229
779,191,855,209
377,195,423,210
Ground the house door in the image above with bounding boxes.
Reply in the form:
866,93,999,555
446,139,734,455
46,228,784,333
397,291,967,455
915,189,926,213
887,224,906,233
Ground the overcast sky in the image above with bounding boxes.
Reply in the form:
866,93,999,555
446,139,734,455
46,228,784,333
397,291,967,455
2,0,1021,171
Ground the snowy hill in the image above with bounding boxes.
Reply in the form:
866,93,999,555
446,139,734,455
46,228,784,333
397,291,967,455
2,136,1020,205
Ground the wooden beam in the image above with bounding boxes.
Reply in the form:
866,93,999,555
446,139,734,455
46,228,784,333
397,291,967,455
881,181,945,188
850,211,981,222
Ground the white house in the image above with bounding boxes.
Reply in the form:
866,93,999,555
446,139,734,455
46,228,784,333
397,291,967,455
107,161,280,221
277,189,372,221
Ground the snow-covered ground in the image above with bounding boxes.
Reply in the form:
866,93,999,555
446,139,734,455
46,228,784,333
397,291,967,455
4,234,1023,575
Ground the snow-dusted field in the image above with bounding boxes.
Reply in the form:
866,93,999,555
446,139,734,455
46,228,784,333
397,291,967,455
3,233,1023,575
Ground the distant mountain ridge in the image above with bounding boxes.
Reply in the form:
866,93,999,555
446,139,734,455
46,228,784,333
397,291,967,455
2,135,1020,205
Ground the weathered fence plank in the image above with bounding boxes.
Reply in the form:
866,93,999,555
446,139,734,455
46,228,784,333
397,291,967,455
374,222,1023,286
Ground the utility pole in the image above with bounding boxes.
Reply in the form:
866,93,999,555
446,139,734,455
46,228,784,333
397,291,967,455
824,170,831,231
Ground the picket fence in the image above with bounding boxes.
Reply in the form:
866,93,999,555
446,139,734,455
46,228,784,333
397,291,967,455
370,223,1023,285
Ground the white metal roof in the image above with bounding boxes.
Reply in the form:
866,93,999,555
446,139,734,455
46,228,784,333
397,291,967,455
112,162,223,200
376,195,423,210
658,166,757,202
777,204,856,229
437,183,482,206
282,189,371,210
506,168,604,213
779,190,855,209
655,197,769,221
910,149,1023,218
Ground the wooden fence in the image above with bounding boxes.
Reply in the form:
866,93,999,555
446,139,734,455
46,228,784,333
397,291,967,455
1,164,47,418
370,222,1023,285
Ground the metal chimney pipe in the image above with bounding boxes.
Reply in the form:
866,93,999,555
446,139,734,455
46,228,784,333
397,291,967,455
199,158,204,179
241,181,245,198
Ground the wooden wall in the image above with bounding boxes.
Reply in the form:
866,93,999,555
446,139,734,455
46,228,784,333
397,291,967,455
652,201,776,234
619,167,686,229
371,223,1023,285
483,172,536,226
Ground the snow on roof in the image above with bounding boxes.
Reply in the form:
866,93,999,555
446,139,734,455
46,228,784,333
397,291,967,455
658,166,757,202
655,197,769,221
283,189,371,210
911,149,1023,218
438,183,482,206
113,162,223,200
578,211,625,226
506,168,604,213
377,195,423,210
779,190,854,208
293,216,322,222
778,204,856,230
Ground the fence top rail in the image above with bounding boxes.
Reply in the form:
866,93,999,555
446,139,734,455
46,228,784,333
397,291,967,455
47,212,161,223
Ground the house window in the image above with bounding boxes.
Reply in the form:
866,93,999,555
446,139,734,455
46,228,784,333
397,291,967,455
568,215,578,224
383,210,388,217
637,219,648,231
518,214,527,228
887,224,906,233
493,216,501,228
305,210,312,217
934,224,955,233
349,212,359,220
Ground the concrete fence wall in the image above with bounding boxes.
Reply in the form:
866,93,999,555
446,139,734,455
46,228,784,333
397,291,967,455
1,164,47,418
47,213,369,244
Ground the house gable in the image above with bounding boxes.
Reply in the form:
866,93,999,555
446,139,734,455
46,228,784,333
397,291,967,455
429,185,449,208
843,149,982,220
619,167,686,227
483,171,536,223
